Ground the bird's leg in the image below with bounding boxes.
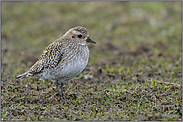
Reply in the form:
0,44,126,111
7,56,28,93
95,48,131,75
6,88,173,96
60,82,65,100
55,80,61,95
54,81,65,100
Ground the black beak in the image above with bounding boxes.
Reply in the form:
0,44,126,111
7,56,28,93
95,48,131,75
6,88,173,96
86,37,96,44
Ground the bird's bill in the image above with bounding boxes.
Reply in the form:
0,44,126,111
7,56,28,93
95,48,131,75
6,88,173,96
86,37,96,44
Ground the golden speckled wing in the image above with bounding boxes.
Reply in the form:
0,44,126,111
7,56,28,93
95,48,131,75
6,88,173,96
28,37,67,76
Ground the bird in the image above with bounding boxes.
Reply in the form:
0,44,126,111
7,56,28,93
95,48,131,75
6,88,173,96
16,26,96,100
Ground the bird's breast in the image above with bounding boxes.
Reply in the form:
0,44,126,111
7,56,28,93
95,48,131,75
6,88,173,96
61,46,89,77
46,46,89,81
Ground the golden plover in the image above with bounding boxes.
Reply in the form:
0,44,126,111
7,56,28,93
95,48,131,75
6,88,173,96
17,26,96,99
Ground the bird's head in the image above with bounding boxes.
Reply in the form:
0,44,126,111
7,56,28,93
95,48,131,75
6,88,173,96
64,26,96,45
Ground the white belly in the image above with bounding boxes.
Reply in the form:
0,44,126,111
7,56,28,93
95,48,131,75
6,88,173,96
40,50,89,82
59,58,88,78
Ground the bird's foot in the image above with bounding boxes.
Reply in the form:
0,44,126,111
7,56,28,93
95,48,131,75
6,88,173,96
48,93,65,101
60,95,65,100
48,93,57,100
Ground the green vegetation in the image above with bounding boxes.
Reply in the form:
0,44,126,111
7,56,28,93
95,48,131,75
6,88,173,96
1,1,182,121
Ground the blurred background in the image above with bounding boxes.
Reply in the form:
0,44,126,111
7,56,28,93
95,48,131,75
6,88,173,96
2,2,181,68
1,1,182,121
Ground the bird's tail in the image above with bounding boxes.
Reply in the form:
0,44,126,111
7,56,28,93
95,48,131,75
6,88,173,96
16,72,28,79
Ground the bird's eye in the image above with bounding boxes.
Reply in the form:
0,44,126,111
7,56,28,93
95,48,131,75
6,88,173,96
77,34,82,38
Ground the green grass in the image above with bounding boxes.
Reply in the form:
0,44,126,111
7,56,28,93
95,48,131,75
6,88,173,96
1,1,182,121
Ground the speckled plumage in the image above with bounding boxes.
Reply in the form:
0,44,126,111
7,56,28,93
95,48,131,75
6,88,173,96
17,26,96,99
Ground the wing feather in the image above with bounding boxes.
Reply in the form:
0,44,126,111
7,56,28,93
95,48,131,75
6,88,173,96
27,38,65,76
